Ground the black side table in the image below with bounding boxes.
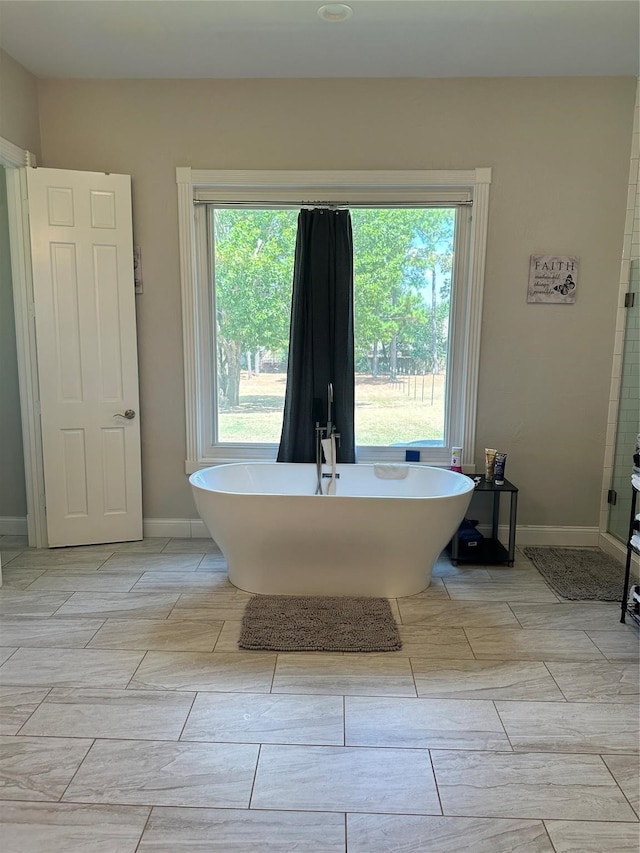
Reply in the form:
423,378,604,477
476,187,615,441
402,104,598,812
450,476,519,566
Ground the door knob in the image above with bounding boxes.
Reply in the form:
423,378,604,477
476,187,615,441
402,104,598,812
113,409,136,420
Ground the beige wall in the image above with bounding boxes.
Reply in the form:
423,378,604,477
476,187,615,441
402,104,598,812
36,76,635,527
0,48,41,157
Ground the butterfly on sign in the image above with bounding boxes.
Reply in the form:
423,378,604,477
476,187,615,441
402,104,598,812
553,274,576,297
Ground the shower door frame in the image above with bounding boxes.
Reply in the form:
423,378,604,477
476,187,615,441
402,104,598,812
0,136,47,548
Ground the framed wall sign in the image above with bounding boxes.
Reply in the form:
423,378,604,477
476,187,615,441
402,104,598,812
527,255,578,304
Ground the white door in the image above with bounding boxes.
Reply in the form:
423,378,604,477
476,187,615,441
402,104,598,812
27,168,142,547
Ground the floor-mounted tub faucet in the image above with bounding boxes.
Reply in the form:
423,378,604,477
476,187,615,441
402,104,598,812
315,383,340,495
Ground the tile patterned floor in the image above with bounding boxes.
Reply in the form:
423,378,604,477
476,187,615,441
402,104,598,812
0,536,638,852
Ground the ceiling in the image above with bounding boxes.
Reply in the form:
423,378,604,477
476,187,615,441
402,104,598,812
0,0,638,80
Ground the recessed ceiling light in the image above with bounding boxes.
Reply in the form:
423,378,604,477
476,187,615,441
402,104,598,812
317,4,353,23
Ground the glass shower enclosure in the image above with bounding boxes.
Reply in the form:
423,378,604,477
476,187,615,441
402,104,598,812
608,259,640,542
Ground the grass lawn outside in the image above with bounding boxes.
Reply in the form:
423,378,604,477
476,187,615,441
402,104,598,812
218,372,446,445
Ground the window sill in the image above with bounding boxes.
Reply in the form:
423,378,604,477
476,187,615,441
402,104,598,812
185,454,476,475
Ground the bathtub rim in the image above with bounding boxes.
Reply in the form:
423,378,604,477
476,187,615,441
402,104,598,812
189,461,476,500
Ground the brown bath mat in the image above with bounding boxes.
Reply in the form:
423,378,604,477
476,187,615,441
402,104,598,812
238,595,402,652
522,546,624,601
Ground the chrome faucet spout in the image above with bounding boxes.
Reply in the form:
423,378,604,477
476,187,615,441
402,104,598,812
315,422,325,495
327,382,334,435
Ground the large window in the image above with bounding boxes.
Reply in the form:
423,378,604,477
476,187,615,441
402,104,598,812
213,208,297,444
177,169,491,470
212,206,456,449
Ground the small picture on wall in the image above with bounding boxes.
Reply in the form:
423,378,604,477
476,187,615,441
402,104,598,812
527,255,578,304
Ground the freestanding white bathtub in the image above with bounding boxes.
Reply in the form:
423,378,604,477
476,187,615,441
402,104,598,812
190,462,474,597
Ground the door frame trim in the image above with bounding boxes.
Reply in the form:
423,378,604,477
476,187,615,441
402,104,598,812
1,138,47,547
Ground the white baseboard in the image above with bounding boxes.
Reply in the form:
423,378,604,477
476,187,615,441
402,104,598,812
143,518,212,539
475,523,600,548
1,514,617,551
600,531,640,571
0,516,28,536
510,525,600,548
0,516,213,543
144,518,600,548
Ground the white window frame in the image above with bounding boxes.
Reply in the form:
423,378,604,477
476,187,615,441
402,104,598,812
177,168,491,473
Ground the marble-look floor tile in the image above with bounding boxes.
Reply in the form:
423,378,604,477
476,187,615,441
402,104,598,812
431,751,637,821
20,688,195,740
545,661,639,703
63,739,259,808
510,602,627,631
0,686,50,734
485,565,542,579
544,819,640,852
432,563,491,579
0,801,150,853
0,589,72,616
131,571,235,593
443,579,558,602
169,590,252,621
25,563,105,574
168,606,251,621
138,806,345,852
586,630,640,662
496,700,639,753
398,578,450,600
175,589,252,607
0,567,45,589
386,598,403,623
0,550,25,565
0,648,17,665
212,619,246,652
0,617,104,648
602,754,640,817
130,650,276,692
271,652,417,697
0,647,145,687
465,628,605,661
107,539,170,552
181,692,344,745
26,572,142,592
345,696,511,751
0,736,93,801
7,551,113,569
99,554,203,572
88,618,224,652
54,592,180,619
347,813,554,852
394,626,475,658
396,598,519,628
411,659,565,701
196,553,228,570
251,744,440,814
56,541,164,555
162,538,222,554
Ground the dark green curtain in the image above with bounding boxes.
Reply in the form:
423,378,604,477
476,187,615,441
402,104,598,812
277,208,355,463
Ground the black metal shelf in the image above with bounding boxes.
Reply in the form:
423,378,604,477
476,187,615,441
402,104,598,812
449,537,510,565
620,483,639,625
450,477,518,566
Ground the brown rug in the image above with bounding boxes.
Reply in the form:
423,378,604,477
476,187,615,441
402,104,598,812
238,595,402,652
522,546,624,601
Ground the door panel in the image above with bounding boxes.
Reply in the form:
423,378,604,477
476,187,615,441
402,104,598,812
27,168,142,546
